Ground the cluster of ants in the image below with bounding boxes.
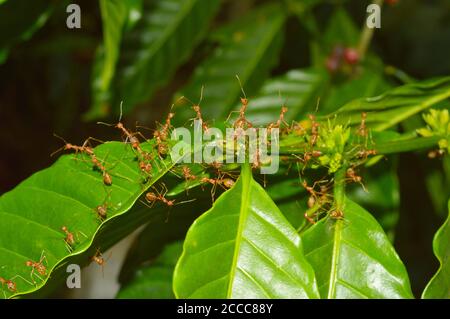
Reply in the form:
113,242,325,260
295,111,377,225
1,82,378,297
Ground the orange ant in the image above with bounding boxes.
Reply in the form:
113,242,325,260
356,148,377,159
90,153,113,186
144,184,175,208
90,248,112,277
201,176,235,189
52,135,113,185
98,102,147,154
182,166,197,181
153,109,176,156
51,134,97,158
428,149,446,158
185,86,209,132
201,174,235,202
94,190,115,221
357,112,368,137
309,114,320,147
329,209,344,219
25,251,47,283
226,76,253,131
0,276,16,293
346,167,367,192
62,226,75,247
268,105,289,131
139,160,153,175
301,178,332,223
61,226,87,252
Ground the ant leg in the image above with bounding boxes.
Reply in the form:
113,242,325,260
11,274,33,287
39,250,48,265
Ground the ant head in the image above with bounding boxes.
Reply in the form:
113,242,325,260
308,114,316,121
167,112,175,119
240,97,248,105
25,261,33,266
7,281,16,290
62,226,68,232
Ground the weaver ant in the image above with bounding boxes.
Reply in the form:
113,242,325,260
0,276,16,294
226,76,253,131
94,190,115,221
268,105,289,131
97,102,147,154
181,166,198,182
357,112,368,137
346,167,367,192
144,183,177,208
185,86,209,132
90,248,112,277
25,251,47,283
200,173,235,202
308,114,320,147
329,209,344,220
153,108,177,156
61,226,87,252
52,135,113,185
301,179,332,223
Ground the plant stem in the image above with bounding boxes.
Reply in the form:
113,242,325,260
357,0,384,60
333,166,347,212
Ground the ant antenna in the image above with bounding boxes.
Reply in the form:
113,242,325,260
235,75,246,99
314,97,321,113
51,134,69,157
53,133,69,145
198,85,204,105
96,101,125,127
118,101,124,123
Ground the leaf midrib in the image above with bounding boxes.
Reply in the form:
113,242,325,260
227,164,252,298
327,219,343,299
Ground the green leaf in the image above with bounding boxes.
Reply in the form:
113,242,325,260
244,68,326,125
117,241,183,299
89,0,131,119
0,141,175,298
113,0,220,115
0,0,52,63
328,76,450,131
174,3,286,124
118,187,211,284
422,200,450,298
347,159,400,241
173,164,319,299
323,7,359,50
321,71,390,114
301,199,414,298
